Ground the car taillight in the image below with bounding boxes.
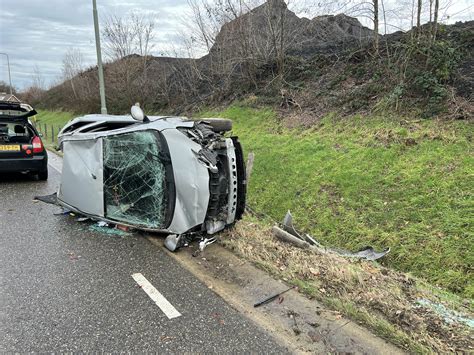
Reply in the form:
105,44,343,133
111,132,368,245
32,136,44,153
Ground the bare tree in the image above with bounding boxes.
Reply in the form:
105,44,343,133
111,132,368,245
21,65,46,104
100,12,157,110
184,0,258,53
0,81,15,94
432,0,439,40
62,48,84,99
102,15,136,60
373,0,379,53
417,0,422,28
131,13,155,57
32,65,45,90
102,12,155,61
296,0,380,52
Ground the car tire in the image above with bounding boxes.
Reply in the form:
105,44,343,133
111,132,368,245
201,118,233,133
38,169,48,181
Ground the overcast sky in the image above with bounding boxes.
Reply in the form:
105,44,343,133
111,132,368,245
0,0,188,90
0,0,472,91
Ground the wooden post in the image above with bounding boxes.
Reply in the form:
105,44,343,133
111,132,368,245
246,152,254,186
51,126,54,143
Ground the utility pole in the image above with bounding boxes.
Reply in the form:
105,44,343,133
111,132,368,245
0,52,13,95
92,0,107,114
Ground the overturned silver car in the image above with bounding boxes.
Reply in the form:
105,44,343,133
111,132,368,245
56,106,246,250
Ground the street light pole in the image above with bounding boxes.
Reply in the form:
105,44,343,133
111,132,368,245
92,0,107,114
0,52,13,95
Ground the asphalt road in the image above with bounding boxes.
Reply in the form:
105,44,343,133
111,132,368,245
0,163,287,352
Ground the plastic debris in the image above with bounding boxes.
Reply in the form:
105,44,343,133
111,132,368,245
53,208,72,216
116,224,130,232
281,211,390,261
34,192,58,205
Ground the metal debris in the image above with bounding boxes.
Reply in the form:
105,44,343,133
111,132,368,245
254,286,296,308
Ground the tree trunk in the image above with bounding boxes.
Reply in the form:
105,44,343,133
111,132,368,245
429,0,433,22
417,0,422,29
432,0,439,41
373,0,379,54
278,5,285,78
70,79,78,99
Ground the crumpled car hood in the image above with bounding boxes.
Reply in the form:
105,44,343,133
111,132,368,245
161,129,210,234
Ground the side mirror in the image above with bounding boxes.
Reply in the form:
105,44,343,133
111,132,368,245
131,104,145,122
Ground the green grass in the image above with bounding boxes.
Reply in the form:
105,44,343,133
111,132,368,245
33,110,75,146
323,297,430,353
37,106,473,298
35,110,75,126
198,105,473,298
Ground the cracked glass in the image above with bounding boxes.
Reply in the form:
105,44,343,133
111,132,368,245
103,131,169,228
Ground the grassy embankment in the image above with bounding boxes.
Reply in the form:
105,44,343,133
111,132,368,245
33,110,75,147
36,107,473,298
199,106,473,299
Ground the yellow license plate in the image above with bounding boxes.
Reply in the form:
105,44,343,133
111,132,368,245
0,145,20,151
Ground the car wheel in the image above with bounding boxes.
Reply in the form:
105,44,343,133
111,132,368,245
201,118,233,133
38,169,48,181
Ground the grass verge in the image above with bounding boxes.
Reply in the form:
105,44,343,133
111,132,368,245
222,217,472,353
198,105,473,298
33,110,75,148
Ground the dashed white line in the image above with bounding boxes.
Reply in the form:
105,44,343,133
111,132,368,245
132,273,182,319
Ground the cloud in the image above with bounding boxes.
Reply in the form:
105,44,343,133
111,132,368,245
0,0,188,90
0,0,471,90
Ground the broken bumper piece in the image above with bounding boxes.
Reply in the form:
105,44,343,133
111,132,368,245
280,211,390,261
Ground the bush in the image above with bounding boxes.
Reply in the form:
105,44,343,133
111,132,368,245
404,38,461,116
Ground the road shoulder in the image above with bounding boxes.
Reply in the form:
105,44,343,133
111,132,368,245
147,236,403,354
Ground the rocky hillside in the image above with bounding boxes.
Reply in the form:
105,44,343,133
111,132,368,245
208,0,373,60
32,0,473,120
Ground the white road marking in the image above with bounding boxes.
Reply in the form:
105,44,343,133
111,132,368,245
132,273,182,319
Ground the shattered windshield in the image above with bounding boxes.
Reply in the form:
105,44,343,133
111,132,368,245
103,130,171,228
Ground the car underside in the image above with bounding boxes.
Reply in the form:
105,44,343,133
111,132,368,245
55,112,246,251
